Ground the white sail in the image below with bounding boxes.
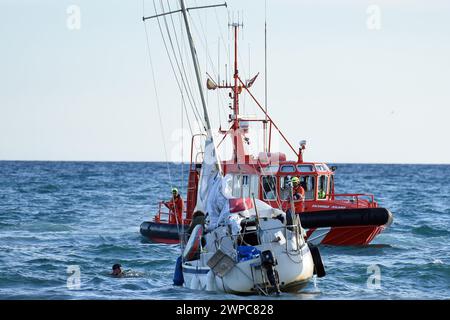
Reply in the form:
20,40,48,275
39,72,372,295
194,134,227,229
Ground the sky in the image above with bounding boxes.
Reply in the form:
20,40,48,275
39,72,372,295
1,0,449,164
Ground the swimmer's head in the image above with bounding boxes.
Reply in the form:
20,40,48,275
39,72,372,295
112,263,122,276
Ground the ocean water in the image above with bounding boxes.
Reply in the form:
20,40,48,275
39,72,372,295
0,161,449,300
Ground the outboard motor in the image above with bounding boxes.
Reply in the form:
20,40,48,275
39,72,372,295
261,250,281,294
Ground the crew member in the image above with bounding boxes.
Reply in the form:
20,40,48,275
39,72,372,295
164,188,184,224
291,177,305,201
318,189,326,199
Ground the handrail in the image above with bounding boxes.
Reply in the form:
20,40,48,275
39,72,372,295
329,193,375,207
194,152,204,165
330,193,374,202
190,134,206,169
213,223,304,260
154,201,191,224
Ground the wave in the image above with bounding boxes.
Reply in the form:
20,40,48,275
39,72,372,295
411,225,450,237
35,184,60,194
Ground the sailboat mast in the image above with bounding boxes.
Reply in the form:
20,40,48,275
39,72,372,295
179,0,212,132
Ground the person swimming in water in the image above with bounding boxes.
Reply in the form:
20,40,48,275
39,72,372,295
111,263,144,278
111,263,123,277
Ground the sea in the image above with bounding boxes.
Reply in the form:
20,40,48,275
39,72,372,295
0,161,449,300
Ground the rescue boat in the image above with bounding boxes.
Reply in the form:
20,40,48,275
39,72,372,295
139,1,393,247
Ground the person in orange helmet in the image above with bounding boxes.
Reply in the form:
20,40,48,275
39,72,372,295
291,177,305,201
164,188,184,224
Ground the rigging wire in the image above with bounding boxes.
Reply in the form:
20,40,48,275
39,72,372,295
157,0,204,132
178,14,201,154
177,10,204,154
164,0,201,136
181,95,184,194
217,38,223,127
187,5,226,95
151,0,205,133
187,10,230,119
143,19,173,187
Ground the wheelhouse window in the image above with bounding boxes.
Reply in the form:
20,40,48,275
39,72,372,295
297,165,314,173
261,165,279,175
280,176,291,201
232,175,242,198
280,165,296,173
242,175,250,198
262,176,277,200
232,175,258,198
249,175,259,198
318,175,329,200
301,176,316,200
280,176,314,200
315,164,329,172
330,175,334,196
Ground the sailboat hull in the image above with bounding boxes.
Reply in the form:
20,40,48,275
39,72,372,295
182,241,315,295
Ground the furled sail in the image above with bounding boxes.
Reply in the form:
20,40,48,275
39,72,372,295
194,134,226,229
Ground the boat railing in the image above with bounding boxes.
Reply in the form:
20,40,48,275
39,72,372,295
153,201,191,225
190,134,206,170
214,223,305,260
328,193,376,207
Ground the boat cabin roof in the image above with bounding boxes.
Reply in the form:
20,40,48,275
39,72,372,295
221,161,333,176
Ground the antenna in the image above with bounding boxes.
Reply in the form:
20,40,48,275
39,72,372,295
225,63,228,85
264,0,268,152
218,38,220,84
240,10,244,41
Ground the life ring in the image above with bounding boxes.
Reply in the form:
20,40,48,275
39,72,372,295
183,224,203,261
308,243,326,278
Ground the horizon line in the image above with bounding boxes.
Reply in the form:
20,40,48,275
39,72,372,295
0,159,449,166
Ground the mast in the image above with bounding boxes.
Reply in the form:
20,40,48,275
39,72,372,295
233,24,239,132
230,22,245,162
207,20,246,163
179,0,212,132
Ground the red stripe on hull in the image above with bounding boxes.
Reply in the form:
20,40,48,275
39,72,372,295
148,237,180,244
320,225,384,245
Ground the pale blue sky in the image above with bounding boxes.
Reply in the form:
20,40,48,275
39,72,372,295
1,0,449,163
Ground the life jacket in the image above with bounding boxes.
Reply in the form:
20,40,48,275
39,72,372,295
174,195,184,214
293,185,305,200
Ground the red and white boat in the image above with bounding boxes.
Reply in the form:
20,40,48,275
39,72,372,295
140,4,393,247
